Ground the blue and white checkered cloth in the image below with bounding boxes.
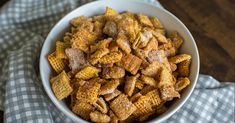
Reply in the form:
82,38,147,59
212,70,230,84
0,0,234,123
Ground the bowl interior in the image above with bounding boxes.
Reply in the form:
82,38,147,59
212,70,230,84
40,0,199,122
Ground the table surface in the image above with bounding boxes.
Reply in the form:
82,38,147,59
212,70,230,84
0,0,235,122
158,0,235,82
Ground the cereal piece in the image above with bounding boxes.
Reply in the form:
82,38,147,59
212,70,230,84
147,50,171,71
130,92,142,102
67,71,74,79
76,80,101,104
120,115,135,123
178,59,191,77
93,97,108,114
106,14,123,22
90,111,111,123
139,111,155,121
105,7,118,16
153,101,166,110
71,21,94,33
158,40,174,50
175,77,190,92
51,71,73,100
119,54,142,75
133,48,149,60
70,16,90,27
132,87,140,96
100,63,115,68
110,94,137,120
158,68,173,87
102,66,125,79
172,71,179,79
71,28,97,53
150,17,164,29
170,31,183,50
135,79,144,90
78,21,94,32
132,30,153,49
93,21,105,37
144,36,158,51
55,41,70,59
90,38,112,53
103,21,118,37
140,58,150,69
172,73,177,85
109,110,119,123
124,74,140,97
164,47,176,58
168,54,191,64
74,28,97,44
118,17,140,41
104,89,121,101
65,48,86,73
137,14,153,27
63,32,72,43
121,11,136,20
71,37,89,53
141,61,161,77
155,105,168,115
159,85,180,101
89,48,109,65
145,89,162,107
75,79,87,87
153,32,168,43
71,26,78,33
48,52,66,73
147,50,166,63
109,41,119,52
70,92,78,108
130,20,141,41
158,68,180,101
169,62,177,72
140,28,153,48
133,96,153,117
99,51,123,64
140,75,157,87
154,28,166,35
99,79,120,95
89,77,107,85
139,85,155,95
93,15,106,23
116,34,131,54
72,102,94,120
75,66,100,80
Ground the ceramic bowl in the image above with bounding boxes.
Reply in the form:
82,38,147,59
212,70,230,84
40,0,200,122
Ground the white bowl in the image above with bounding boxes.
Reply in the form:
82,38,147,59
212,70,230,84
40,0,200,122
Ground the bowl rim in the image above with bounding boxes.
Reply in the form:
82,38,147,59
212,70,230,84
40,0,200,122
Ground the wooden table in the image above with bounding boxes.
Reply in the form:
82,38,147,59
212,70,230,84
0,0,234,122
158,0,235,82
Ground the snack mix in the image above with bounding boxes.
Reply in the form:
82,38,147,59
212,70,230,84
48,7,192,122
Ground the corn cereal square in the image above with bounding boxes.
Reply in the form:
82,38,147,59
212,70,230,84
48,52,66,73
76,81,101,104
51,71,73,100
72,101,94,120
110,94,137,120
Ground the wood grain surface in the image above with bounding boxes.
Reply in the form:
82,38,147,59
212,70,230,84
159,0,235,82
0,0,235,122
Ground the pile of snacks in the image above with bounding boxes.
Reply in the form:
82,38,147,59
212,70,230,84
48,7,191,122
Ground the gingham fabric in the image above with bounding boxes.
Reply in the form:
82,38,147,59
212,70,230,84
0,0,234,123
